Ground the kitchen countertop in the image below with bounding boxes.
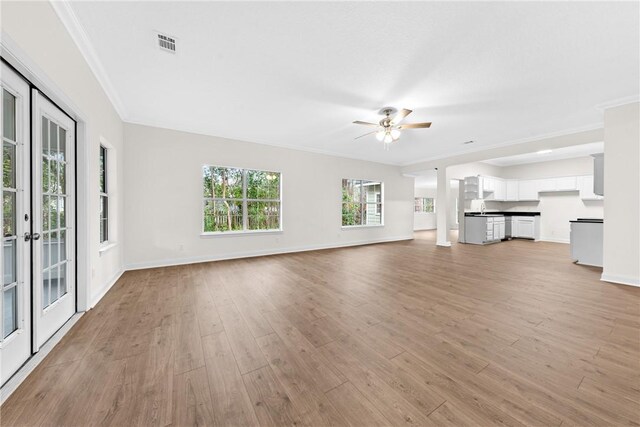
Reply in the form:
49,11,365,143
570,218,603,223
465,211,541,217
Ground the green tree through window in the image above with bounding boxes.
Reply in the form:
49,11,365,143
342,179,383,226
203,166,281,233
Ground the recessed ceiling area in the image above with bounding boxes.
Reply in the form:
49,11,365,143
67,1,639,165
482,142,604,167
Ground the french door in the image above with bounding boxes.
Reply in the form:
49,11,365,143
0,63,76,386
32,90,75,351
1,63,31,385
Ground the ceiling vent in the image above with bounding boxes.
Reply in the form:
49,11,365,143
156,33,176,53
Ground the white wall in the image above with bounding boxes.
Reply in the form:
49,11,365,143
123,123,414,268
2,1,125,306
413,188,436,230
448,162,503,180
603,102,640,286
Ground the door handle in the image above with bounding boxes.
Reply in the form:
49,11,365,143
24,232,41,242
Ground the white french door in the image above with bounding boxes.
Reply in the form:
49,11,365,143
32,90,76,351
0,63,31,385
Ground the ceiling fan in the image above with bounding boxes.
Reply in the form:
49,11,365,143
353,107,431,146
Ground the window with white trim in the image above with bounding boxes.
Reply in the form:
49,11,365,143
202,166,281,233
99,145,109,243
341,179,383,226
414,197,435,213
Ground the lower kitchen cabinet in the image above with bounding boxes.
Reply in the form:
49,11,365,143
511,216,539,240
464,215,505,245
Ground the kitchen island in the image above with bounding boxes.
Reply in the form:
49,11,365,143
570,218,603,267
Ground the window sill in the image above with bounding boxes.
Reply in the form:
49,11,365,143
99,242,118,255
341,224,385,230
200,229,283,238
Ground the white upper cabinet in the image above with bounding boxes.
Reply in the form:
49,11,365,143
518,180,539,201
481,176,506,201
494,178,506,201
464,176,483,200
592,154,604,196
536,178,556,192
578,175,603,200
555,176,578,191
506,180,519,201
463,174,596,202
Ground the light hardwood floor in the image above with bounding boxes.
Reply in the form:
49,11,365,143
2,231,639,426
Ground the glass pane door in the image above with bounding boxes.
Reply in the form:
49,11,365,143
1,63,31,386
32,90,75,351
3,89,18,338
41,117,69,309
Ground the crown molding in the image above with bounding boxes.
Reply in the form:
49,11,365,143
50,0,128,120
594,95,640,112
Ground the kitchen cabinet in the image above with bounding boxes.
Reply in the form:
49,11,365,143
506,180,518,201
592,154,604,196
518,180,539,201
494,219,506,240
570,219,603,267
512,216,537,239
536,178,556,193
555,176,577,191
464,174,586,202
494,179,506,201
464,215,504,245
464,176,483,200
481,176,506,201
578,175,603,200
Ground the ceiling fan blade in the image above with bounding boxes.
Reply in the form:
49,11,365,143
353,120,379,127
399,122,432,129
391,108,412,125
354,130,377,140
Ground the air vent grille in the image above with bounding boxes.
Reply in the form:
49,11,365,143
157,33,176,53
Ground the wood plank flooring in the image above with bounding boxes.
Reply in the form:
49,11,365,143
2,231,639,426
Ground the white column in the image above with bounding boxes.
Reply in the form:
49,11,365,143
602,102,640,286
436,167,451,247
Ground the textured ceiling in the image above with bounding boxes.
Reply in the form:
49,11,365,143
69,1,639,165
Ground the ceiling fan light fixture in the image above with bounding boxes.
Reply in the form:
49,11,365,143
352,107,431,146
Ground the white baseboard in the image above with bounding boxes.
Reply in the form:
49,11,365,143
540,236,570,244
90,268,124,308
600,273,640,287
125,235,414,271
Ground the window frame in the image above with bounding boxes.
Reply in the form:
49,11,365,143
99,144,109,245
201,165,283,236
414,197,436,213
98,138,117,254
341,178,384,229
